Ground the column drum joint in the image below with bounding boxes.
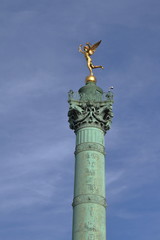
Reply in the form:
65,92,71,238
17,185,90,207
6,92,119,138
75,142,106,155
72,194,107,208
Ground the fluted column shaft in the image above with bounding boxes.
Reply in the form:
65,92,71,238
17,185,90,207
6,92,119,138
72,127,106,240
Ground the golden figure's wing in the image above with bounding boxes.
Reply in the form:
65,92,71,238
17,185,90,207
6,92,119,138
89,40,102,53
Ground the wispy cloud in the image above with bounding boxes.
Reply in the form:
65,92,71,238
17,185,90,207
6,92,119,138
0,0,159,239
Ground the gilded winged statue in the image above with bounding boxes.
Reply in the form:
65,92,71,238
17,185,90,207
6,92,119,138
79,40,104,75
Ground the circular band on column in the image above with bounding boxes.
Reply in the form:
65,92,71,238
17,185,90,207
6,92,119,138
75,142,106,155
72,194,107,208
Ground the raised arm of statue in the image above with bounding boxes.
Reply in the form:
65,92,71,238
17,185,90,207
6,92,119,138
79,44,84,54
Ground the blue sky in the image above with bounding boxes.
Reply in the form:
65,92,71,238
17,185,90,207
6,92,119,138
0,0,160,239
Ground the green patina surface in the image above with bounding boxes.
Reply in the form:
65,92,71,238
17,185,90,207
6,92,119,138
68,81,113,240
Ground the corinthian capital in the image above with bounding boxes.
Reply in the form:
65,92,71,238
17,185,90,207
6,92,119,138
68,90,113,133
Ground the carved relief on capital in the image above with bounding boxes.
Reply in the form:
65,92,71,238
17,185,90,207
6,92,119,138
68,91,113,132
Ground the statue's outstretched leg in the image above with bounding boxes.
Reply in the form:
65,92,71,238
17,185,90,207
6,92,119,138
92,64,104,69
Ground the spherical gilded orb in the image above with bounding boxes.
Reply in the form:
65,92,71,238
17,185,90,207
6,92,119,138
85,75,97,83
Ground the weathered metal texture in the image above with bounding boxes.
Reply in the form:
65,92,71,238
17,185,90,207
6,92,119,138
68,81,113,240
72,128,106,240
68,82,113,134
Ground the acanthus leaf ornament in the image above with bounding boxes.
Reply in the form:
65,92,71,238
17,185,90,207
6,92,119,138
68,90,113,133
